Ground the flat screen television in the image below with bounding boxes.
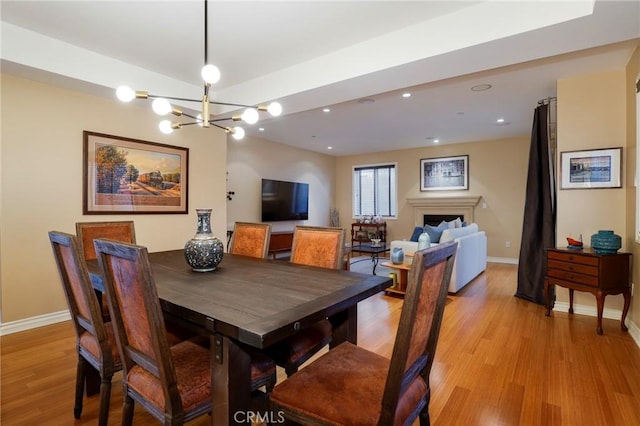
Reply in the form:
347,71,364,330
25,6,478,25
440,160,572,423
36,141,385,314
261,178,309,221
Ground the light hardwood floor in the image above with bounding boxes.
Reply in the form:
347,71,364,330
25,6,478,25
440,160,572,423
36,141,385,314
2,263,640,425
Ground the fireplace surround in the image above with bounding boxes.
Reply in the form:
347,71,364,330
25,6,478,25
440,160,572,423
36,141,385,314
406,196,481,227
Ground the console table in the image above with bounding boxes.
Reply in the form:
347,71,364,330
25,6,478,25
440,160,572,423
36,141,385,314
351,222,386,245
544,248,631,335
268,231,293,259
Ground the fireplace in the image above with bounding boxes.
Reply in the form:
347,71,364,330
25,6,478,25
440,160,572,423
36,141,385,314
424,214,464,226
406,196,481,227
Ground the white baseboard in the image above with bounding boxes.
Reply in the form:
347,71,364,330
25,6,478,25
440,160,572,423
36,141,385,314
553,302,640,348
0,310,70,336
487,256,518,264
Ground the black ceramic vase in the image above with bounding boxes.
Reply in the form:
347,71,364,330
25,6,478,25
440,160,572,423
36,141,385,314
184,208,224,272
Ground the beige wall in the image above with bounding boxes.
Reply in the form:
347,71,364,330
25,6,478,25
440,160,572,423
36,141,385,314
226,135,336,233
1,74,228,323
556,69,630,313
626,47,639,328
335,136,530,260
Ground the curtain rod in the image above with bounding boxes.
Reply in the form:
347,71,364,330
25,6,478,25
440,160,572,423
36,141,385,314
537,96,557,106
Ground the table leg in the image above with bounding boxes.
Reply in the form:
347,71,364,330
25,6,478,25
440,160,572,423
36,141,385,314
371,253,379,275
329,305,358,347
568,289,574,314
211,333,252,425
595,291,605,335
621,289,631,332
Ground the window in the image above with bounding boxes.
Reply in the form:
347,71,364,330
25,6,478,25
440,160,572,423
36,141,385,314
353,163,397,218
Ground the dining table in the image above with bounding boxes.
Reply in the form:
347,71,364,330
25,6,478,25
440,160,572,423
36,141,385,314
88,249,391,425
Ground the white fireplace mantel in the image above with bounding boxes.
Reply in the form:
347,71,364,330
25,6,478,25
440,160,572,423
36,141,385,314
406,196,482,226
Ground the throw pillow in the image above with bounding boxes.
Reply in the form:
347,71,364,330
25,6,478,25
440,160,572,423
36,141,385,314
409,226,424,242
423,223,446,243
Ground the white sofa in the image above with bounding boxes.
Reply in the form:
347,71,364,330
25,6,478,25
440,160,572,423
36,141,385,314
390,223,487,293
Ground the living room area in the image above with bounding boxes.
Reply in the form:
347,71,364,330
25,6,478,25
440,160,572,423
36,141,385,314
2,1,640,424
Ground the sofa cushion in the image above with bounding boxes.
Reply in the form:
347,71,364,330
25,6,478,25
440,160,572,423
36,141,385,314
440,223,479,243
423,222,447,243
409,226,424,242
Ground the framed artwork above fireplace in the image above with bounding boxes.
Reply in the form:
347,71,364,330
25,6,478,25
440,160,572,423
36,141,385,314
420,155,469,191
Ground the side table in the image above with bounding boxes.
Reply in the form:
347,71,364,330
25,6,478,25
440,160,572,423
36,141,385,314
544,248,631,335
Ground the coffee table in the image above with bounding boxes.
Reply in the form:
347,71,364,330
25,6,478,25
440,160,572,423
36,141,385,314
350,242,390,275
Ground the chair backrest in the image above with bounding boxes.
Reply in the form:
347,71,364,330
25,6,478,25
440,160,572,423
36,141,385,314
290,225,345,270
48,231,114,365
93,238,182,413
379,241,457,425
229,222,272,258
76,221,136,261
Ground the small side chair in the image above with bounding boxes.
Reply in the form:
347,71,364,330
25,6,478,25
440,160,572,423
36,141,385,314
270,241,458,425
229,222,271,258
48,231,121,426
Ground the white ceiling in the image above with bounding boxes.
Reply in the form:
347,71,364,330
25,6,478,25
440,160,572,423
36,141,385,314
2,1,639,156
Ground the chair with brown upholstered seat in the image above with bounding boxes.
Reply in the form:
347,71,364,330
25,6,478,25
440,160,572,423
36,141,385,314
76,221,136,320
229,222,271,258
267,225,345,376
270,241,458,425
48,231,122,426
94,239,277,425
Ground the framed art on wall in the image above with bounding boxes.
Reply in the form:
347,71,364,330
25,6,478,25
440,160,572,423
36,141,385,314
560,147,622,189
420,155,469,191
83,131,189,214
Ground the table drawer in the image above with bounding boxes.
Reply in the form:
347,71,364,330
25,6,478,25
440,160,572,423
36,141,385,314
547,259,598,277
547,269,599,287
548,250,599,266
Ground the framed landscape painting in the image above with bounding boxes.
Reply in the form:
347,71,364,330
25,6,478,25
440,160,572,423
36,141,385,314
83,131,188,214
560,147,621,189
420,155,469,191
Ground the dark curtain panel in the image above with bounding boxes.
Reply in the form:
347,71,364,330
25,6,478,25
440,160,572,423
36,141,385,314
516,103,556,305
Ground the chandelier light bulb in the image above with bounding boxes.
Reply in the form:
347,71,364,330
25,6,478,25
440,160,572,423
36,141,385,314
241,108,259,124
159,120,174,134
152,98,172,116
201,64,221,84
232,126,245,140
116,86,135,102
196,113,204,126
267,102,282,116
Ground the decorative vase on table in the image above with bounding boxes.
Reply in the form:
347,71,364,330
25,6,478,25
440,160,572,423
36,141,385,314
391,247,404,265
184,208,224,272
590,230,621,254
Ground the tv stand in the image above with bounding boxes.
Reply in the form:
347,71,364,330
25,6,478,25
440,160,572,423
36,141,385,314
268,231,294,259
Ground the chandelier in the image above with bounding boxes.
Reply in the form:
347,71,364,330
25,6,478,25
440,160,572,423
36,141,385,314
115,0,282,140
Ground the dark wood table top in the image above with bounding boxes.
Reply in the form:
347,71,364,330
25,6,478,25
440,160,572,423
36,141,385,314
89,249,391,349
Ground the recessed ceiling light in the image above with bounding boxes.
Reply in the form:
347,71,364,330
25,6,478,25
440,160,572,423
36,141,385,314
258,127,265,131
457,111,465,115
323,108,331,113
402,93,411,98
426,137,439,143
434,139,440,143
327,146,333,150
496,118,505,123
471,84,492,92
358,98,375,105
496,120,510,126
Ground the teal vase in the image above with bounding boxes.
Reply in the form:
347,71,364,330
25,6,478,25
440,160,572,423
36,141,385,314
590,230,621,254
391,247,404,265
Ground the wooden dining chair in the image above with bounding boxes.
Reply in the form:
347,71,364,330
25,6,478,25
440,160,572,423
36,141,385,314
48,231,122,426
93,239,277,425
76,221,136,262
229,221,272,258
76,221,136,320
270,241,458,426
267,225,345,376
